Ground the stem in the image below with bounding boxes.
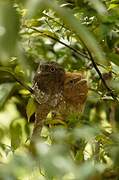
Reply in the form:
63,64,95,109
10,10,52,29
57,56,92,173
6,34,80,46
0,68,34,94
87,50,118,102
30,27,89,59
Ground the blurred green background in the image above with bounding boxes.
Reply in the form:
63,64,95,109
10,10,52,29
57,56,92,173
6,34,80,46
0,0,119,179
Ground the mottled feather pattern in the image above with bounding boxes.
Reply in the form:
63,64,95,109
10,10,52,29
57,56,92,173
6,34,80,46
31,61,65,140
31,62,88,140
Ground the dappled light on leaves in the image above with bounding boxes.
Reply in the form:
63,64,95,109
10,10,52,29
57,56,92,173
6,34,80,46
0,0,119,179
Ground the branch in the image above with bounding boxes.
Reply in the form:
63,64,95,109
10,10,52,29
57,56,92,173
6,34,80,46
87,50,118,102
13,75,34,94
0,68,34,94
30,27,89,60
42,12,66,29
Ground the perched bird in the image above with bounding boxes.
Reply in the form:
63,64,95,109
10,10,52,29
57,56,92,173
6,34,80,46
31,61,88,141
31,61,65,140
64,72,88,112
48,72,88,162
52,72,88,121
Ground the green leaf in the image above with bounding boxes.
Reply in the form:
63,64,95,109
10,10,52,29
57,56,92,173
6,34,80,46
10,120,22,151
86,0,107,16
26,97,36,122
26,0,46,18
108,53,119,66
42,30,58,39
0,83,14,109
0,1,20,63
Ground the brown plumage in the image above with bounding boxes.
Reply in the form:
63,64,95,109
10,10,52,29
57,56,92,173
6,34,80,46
64,72,88,112
52,72,88,121
31,61,65,140
31,61,88,141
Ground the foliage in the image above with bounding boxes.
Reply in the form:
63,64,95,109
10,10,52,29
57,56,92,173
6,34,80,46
0,0,119,179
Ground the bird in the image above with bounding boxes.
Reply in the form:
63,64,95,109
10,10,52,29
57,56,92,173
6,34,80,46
49,72,88,161
51,72,88,122
31,61,65,140
63,72,88,112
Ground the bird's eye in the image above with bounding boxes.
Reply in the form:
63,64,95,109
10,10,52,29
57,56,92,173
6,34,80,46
69,80,74,84
50,67,55,72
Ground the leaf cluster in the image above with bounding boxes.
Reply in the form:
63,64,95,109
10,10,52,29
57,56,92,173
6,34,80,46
0,0,119,179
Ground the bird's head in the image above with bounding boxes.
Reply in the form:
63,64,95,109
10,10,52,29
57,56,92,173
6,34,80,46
64,72,88,104
33,61,65,93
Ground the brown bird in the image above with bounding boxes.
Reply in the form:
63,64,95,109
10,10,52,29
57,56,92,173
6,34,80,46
52,72,88,121
31,61,65,140
64,72,88,112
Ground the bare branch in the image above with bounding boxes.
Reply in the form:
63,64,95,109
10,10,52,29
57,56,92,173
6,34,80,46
87,50,118,102
0,68,34,94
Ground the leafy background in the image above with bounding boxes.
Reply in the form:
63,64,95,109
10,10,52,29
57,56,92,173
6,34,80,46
0,0,119,179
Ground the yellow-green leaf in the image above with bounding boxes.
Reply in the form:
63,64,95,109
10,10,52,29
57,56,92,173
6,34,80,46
26,97,36,122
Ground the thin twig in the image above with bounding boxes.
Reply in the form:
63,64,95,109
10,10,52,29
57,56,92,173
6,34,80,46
13,75,34,94
96,62,117,75
45,19,55,33
87,50,118,102
30,27,89,59
42,12,66,29
0,68,34,94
